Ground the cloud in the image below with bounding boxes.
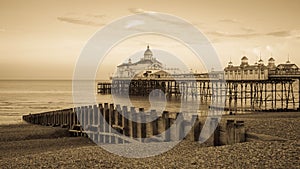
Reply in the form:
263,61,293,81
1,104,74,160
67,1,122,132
57,16,105,27
86,14,106,18
207,31,259,38
207,29,300,40
266,31,291,37
266,30,300,39
0,28,5,32
240,27,255,33
57,13,107,27
219,19,240,24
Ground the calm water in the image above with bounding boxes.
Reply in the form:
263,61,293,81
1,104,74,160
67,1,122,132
0,80,210,124
2,80,297,124
0,80,72,124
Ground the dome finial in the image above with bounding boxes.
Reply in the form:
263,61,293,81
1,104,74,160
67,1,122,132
287,53,290,63
144,44,153,60
228,56,233,66
260,51,262,60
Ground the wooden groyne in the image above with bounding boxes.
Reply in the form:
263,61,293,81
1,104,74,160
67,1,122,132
23,103,246,146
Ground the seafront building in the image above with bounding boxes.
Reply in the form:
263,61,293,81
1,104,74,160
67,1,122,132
224,56,299,80
115,45,299,80
115,45,180,78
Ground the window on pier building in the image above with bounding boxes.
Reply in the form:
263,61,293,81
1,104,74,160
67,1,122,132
249,70,253,74
244,70,248,75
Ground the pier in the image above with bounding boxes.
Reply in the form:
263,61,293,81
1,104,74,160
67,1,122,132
98,56,300,112
98,75,300,112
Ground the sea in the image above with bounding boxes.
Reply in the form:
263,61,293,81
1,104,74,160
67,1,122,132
0,80,211,125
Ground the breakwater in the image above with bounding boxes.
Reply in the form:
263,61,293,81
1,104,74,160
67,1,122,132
23,103,246,146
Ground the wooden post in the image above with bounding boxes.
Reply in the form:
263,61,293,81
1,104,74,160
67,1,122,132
190,115,201,141
150,110,158,136
169,116,176,141
226,120,235,145
84,106,89,129
122,106,130,138
145,114,153,139
73,109,77,128
93,105,99,143
67,109,70,128
109,104,115,143
235,121,245,143
60,110,63,126
136,108,144,142
57,110,62,126
164,111,171,142
157,111,168,141
88,105,93,129
146,110,156,138
122,106,132,143
80,106,84,128
298,79,300,110
175,113,185,141
131,107,137,139
69,109,74,128
63,110,66,126
115,104,123,143
98,103,104,143
104,103,109,143
55,111,59,126
275,82,277,109
52,111,55,126
211,118,220,146
281,82,284,109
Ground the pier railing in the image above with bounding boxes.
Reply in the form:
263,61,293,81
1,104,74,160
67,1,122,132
23,103,245,146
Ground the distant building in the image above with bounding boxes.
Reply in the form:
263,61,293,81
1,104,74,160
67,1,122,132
274,60,299,75
224,56,268,80
115,45,182,78
224,56,299,80
116,45,164,78
115,45,300,80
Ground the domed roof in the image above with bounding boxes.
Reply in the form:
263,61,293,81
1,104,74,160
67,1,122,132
268,57,275,61
144,45,153,56
241,56,248,60
258,58,264,65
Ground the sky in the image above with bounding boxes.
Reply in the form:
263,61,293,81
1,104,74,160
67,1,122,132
0,0,299,80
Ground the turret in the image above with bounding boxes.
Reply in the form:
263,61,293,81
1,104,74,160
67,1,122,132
268,57,276,69
240,56,249,67
258,58,264,66
144,45,153,60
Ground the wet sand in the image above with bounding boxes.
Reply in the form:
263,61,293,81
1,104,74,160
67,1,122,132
0,112,299,168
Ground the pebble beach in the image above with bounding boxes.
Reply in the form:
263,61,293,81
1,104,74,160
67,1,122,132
0,112,299,168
